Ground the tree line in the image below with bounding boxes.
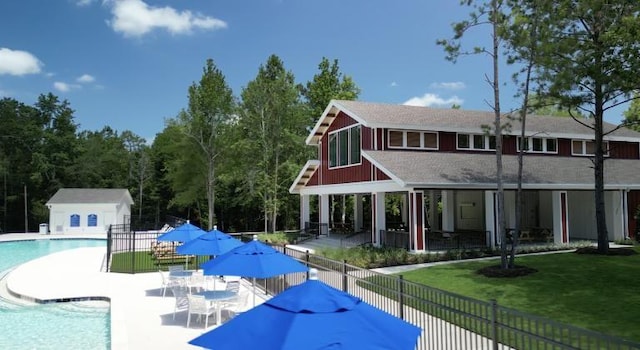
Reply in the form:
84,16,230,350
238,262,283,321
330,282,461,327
0,56,359,233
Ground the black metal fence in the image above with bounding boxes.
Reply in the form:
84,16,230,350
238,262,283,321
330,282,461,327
106,224,640,350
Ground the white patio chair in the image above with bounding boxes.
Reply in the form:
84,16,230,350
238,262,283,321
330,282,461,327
225,280,240,294
187,294,216,329
222,290,250,320
171,284,190,320
159,270,174,297
188,270,205,294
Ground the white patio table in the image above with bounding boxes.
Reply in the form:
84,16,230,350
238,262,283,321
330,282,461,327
195,290,238,326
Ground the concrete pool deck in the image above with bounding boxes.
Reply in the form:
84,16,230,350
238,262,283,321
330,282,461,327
0,233,267,350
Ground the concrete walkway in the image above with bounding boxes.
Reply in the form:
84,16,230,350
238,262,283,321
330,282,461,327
0,233,266,350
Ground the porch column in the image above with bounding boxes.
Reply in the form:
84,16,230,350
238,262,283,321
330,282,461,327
371,192,386,247
401,193,409,226
427,190,439,231
300,194,310,230
319,194,330,236
353,194,363,232
409,190,425,251
484,190,496,248
606,190,626,241
552,191,569,243
504,190,516,230
441,190,455,231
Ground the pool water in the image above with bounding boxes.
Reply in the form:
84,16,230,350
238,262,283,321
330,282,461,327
0,239,110,350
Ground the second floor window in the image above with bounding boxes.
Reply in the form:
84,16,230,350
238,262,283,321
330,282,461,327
388,130,438,149
329,125,361,168
457,134,496,151
517,137,558,154
572,140,609,156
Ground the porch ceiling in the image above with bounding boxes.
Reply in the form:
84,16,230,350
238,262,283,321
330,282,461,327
364,150,640,190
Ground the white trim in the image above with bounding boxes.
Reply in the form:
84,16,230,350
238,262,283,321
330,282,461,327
298,180,403,195
288,160,320,194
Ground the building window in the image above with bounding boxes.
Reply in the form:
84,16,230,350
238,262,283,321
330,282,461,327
572,140,609,156
70,214,80,227
517,137,558,154
457,133,495,151
329,125,361,168
387,130,438,150
88,214,97,227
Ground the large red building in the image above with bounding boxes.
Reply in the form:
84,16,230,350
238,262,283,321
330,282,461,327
290,100,640,251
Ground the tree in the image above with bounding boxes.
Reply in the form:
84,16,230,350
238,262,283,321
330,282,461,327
438,0,511,268
518,0,640,253
301,57,360,123
174,59,235,230
623,93,640,131
238,55,307,232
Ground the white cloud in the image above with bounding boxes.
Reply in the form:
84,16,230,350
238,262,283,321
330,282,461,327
390,81,398,87
75,0,95,6
0,48,43,76
77,74,96,83
403,93,463,107
54,81,81,92
107,0,227,38
429,81,466,90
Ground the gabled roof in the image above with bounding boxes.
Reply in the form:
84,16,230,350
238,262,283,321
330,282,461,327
46,188,134,206
306,100,640,145
363,150,640,190
289,160,320,194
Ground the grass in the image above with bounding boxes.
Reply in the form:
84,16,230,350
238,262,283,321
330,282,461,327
399,247,640,342
109,251,203,273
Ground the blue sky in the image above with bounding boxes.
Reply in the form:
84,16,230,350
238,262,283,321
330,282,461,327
0,0,630,142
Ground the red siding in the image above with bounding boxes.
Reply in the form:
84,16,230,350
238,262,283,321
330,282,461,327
628,191,640,239
439,132,457,151
609,141,639,159
362,126,373,150
557,139,572,156
328,111,358,132
502,136,517,155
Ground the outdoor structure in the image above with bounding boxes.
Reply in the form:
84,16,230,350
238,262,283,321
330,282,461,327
45,188,134,234
290,100,640,252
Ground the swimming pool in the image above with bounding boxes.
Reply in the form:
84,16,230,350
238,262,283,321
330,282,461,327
0,239,110,350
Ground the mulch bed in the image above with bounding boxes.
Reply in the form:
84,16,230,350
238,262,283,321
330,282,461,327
574,247,637,256
477,265,538,278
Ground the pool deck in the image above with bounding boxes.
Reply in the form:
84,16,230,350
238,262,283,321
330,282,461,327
0,233,267,350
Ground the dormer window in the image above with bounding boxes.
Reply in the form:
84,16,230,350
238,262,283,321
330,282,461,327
388,130,438,149
329,125,361,168
457,134,496,151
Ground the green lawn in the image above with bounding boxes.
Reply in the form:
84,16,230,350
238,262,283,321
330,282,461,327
400,247,640,342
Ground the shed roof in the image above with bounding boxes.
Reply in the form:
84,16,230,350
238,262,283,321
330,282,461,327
46,188,134,206
363,150,640,190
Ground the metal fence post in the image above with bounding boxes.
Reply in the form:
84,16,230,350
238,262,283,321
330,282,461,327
131,230,136,274
342,260,348,292
305,250,310,279
490,299,499,350
106,225,112,272
398,275,405,320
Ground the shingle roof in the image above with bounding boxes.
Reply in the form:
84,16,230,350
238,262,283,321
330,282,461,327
332,100,640,140
46,188,134,205
363,150,640,190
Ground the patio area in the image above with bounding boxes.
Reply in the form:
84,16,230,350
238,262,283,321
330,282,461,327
0,234,268,349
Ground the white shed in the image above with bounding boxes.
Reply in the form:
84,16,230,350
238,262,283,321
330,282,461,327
45,188,134,234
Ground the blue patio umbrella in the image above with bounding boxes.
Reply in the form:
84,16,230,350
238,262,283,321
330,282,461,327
200,235,308,279
175,226,243,256
156,221,205,243
188,268,422,350
201,235,308,305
